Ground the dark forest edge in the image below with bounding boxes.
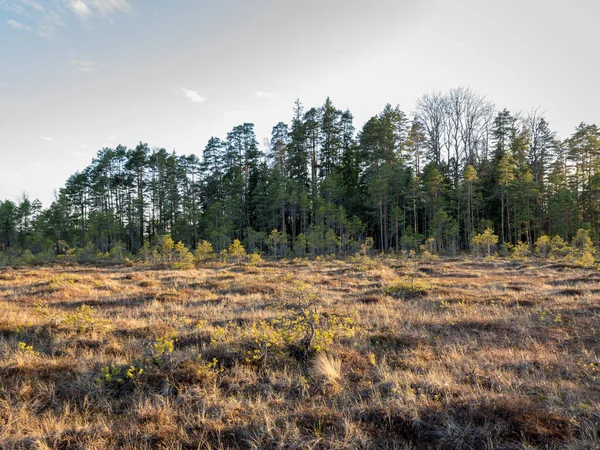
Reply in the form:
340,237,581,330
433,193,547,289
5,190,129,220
1,87,599,268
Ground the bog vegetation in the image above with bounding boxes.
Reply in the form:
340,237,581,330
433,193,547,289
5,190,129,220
1,254,599,448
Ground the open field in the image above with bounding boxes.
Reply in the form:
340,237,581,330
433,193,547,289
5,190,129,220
0,258,599,449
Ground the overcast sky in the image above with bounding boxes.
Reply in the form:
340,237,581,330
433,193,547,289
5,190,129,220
1,0,599,206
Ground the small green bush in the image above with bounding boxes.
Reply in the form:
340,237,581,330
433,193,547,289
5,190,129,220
384,277,431,299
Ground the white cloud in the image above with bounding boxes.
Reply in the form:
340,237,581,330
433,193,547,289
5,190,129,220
70,59,95,72
107,136,117,140
20,0,44,11
255,91,278,99
66,0,131,19
67,0,92,19
6,19,31,31
180,88,206,104
89,0,131,16
3,0,128,39
40,136,54,141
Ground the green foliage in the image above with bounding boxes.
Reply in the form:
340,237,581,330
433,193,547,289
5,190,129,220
153,333,177,357
350,252,378,271
18,342,39,356
350,239,379,271
247,252,264,266
511,241,531,259
219,249,228,263
267,229,287,258
294,234,307,257
571,229,594,253
48,274,77,288
362,237,375,255
108,242,128,263
572,251,596,268
243,311,358,362
157,234,175,261
384,277,431,299
563,229,596,267
471,228,499,257
534,235,552,257
172,241,194,269
228,239,247,264
194,240,215,262
94,364,143,386
138,235,194,269
240,280,360,362
63,304,110,334
550,235,569,259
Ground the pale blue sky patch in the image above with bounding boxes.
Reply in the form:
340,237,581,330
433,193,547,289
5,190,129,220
70,59,95,72
255,91,278,99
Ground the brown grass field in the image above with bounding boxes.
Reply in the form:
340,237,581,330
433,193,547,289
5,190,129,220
0,257,599,449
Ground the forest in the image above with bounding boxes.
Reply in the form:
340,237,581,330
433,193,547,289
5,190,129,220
1,86,599,263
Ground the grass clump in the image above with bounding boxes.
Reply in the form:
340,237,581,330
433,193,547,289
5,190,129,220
311,353,342,388
384,277,431,299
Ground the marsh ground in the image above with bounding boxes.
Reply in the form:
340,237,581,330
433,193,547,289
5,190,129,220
0,258,599,449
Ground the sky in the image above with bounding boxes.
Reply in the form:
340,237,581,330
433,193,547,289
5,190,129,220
1,0,599,206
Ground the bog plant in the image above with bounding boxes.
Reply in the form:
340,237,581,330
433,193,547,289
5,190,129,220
471,228,499,257
142,235,195,269
47,274,77,288
350,239,379,271
511,241,531,259
566,229,596,268
242,310,358,363
229,239,247,264
152,333,177,357
384,277,431,299
95,364,143,386
188,355,223,381
247,251,264,266
534,235,552,257
172,241,195,269
350,252,378,272
18,342,39,356
63,304,110,334
550,235,569,259
572,251,596,268
221,281,361,364
194,240,215,262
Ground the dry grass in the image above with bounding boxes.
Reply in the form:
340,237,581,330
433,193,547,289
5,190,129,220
0,258,599,449
311,353,342,390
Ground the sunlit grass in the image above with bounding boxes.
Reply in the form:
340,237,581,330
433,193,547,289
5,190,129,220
0,258,598,448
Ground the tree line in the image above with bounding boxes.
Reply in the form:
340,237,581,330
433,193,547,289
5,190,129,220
1,86,599,262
